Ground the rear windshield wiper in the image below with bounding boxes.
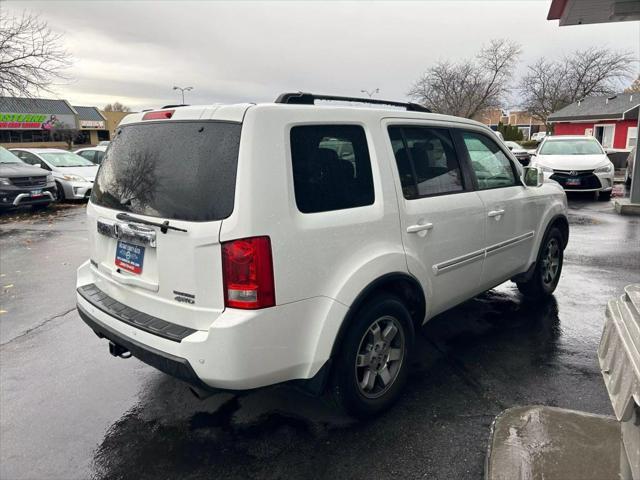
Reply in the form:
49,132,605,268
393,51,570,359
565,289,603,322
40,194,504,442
116,212,188,234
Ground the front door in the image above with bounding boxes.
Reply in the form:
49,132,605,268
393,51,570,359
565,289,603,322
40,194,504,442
386,123,486,316
457,130,538,288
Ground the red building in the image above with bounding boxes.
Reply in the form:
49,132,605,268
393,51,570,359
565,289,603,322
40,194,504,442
547,93,639,151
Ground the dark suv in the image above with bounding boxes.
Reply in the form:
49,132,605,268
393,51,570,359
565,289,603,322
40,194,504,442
0,147,56,211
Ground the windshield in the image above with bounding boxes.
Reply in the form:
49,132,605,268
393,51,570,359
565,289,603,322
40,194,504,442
539,139,604,155
92,121,241,222
0,147,25,164
40,152,96,167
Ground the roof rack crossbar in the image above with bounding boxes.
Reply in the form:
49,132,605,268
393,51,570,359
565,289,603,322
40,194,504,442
274,92,431,113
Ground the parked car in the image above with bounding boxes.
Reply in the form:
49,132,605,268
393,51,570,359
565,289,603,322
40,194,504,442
531,132,548,142
97,141,110,147
76,93,569,417
10,148,99,201
74,146,107,165
625,147,635,186
504,141,532,166
530,135,615,201
0,147,56,211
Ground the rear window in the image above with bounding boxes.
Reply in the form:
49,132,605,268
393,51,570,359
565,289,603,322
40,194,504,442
92,121,241,222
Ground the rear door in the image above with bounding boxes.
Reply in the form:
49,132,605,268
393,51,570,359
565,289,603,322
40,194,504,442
456,129,538,288
87,120,242,330
386,123,486,316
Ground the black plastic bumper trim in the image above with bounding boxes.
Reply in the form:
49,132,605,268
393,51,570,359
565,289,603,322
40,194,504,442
77,283,197,342
77,303,212,390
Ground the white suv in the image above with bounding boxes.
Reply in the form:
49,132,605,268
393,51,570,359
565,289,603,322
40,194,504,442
76,93,569,417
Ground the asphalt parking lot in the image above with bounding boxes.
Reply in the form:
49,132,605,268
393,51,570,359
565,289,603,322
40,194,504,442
1,193,639,480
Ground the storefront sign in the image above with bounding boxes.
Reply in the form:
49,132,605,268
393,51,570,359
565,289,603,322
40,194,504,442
0,113,47,129
80,120,106,129
0,112,76,130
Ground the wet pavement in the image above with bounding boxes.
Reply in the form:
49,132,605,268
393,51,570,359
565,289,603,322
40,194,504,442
1,193,639,480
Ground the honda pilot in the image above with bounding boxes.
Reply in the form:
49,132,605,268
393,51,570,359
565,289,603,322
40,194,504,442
76,93,569,417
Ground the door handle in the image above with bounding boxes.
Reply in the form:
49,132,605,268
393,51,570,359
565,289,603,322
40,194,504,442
488,209,505,218
407,223,434,234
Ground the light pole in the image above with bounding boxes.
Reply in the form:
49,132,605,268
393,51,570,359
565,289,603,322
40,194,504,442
360,88,379,98
173,86,193,104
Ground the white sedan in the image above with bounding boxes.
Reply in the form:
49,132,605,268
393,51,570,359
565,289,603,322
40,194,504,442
530,136,615,200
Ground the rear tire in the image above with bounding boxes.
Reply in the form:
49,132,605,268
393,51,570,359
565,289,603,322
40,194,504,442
598,190,612,201
517,227,564,298
330,295,414,418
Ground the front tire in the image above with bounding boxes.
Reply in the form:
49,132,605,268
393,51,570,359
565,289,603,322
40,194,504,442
517,227,564,298
331,295,414,418
598,190,612,201
55,183,65,202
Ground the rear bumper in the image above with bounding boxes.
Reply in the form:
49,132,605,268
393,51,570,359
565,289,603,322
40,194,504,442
76,269,348,391
77,303,211,391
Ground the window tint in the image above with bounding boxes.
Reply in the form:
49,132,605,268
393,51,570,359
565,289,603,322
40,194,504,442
388,126,464,199
290,125,374,213
95,151,105,164
462,132,516,190
92,121,241,222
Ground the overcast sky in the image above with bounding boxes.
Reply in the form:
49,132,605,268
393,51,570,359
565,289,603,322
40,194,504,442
4,0,640,111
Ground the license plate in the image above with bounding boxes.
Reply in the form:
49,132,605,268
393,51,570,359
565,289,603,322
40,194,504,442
565,178,581,186
30,189,43,197
115,241,145,274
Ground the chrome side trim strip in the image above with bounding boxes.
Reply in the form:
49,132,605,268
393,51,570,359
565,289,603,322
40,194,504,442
433,231,535,276
433,249,485,276
485,231,535,257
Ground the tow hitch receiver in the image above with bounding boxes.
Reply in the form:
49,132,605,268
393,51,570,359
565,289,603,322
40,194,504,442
108,341,132,358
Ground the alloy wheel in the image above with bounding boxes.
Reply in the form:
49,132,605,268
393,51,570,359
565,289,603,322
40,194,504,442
541,238,560,286
355,315,405,399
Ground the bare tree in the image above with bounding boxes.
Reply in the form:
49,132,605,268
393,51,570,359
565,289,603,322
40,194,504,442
624,75,640,94
103,102,131,112
0,10,71,97
51,126,80,150
408,39,521,118
519,47,634,131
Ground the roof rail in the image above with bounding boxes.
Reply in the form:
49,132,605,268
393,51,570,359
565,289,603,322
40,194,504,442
274,92,431,113
161,104,189,109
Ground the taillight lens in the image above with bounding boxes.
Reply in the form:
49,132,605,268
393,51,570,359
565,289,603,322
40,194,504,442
222,236,275,309
142,110,174,120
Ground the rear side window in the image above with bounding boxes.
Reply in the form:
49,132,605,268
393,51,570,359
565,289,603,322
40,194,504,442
388,126,464,199
92,121,241,221
461,131,516,190
290,125,374,213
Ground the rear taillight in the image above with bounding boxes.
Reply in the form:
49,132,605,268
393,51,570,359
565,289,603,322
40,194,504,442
222,236,275,309
142,110,174,120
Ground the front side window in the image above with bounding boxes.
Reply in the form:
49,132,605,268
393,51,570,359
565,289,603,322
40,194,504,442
290,125,374,213
388,126,464,199
78,150,96,163
462,132,516,190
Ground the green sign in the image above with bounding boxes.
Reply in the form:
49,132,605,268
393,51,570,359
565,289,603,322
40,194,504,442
0,113,47,123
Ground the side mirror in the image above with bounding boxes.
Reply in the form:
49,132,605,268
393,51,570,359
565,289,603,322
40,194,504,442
508,145,514,151
523,166,544,187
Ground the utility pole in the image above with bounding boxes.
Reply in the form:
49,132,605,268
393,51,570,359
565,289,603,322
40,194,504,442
173,86,193,104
